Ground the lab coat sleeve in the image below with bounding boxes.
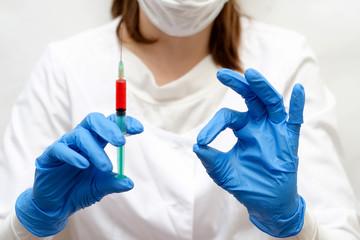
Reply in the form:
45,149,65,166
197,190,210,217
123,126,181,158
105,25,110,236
0,211,54,240
270,37,360,239
0,44,72,239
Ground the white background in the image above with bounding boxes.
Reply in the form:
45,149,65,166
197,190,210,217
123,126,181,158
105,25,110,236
0,0,359,198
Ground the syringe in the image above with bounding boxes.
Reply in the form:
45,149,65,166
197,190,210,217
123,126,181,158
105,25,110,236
115,24,126,179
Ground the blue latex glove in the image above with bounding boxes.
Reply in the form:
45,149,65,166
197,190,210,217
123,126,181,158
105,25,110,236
193,69,306,238
15,113,143,237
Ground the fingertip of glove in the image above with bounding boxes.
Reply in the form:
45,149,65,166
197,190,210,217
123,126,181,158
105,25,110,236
114,135,126,147
294,83,305,91
193,144,207,155
216,68,233,82
244,69,264,84
244,68,258,77
193,144,200,153
196,136,208,147
216,68,228,77
116,177,134,192
77,159,90,169
100,163,113,173
292,84,305,99
94,157,113,173
134,124,144,134
67,153,90,169
126,117,144,135
127,178,135,190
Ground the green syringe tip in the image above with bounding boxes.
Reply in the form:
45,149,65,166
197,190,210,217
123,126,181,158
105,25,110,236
118,61,124,79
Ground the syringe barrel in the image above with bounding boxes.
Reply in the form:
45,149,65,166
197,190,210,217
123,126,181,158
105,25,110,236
116,79,126,110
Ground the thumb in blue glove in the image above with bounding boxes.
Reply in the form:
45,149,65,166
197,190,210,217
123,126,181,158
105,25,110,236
15,112,143,237
193,69,306,238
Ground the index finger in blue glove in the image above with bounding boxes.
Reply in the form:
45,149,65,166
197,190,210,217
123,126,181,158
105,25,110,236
217,69,266,118
107,114,144,135
60,127,115,172
287,84,305,133
79,113,124,146
197,108,247,146
245,69,287,123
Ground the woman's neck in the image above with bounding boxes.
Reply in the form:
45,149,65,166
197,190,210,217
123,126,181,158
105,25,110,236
122,9,212,86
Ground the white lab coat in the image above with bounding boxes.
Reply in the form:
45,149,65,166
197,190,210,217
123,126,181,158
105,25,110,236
0,17,359,240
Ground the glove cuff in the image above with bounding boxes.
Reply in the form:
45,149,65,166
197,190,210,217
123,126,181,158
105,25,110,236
15,189,68,237
249,195,306,238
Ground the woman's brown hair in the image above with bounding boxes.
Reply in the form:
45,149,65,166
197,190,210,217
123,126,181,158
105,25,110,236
111,0,243,72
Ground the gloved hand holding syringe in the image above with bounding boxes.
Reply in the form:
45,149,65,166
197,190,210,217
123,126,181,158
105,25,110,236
14,23,143,237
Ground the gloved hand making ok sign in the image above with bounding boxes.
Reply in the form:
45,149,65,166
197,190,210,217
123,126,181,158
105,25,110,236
15,113,143,237
193,69,306,238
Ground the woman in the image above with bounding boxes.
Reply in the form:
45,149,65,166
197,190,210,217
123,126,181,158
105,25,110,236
0,0,359,239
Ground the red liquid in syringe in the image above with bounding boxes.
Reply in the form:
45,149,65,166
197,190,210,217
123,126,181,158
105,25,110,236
116,79,126,111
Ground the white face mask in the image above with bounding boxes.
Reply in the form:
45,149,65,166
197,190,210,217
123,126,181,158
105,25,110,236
137,0,229,37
